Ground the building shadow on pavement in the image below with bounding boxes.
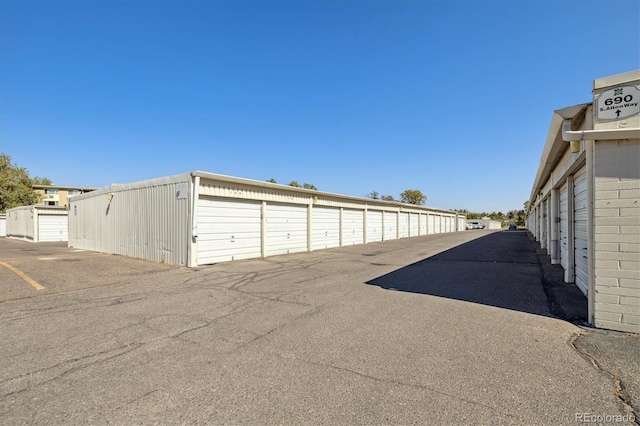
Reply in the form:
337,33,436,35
366,231,588,322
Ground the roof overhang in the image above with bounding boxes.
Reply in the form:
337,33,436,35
528,103,590,208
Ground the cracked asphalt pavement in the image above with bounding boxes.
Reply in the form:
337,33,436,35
0,231,637,425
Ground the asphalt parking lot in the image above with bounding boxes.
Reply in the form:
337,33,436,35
0,240,185,301
1,232,638,425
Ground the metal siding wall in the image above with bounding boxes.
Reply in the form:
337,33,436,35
200,181,308,205
70,196,104,251
69,180,190,266
6,207,35,241
0,217,5,237
420,214,427,235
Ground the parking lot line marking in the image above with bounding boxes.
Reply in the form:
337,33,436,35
0,261,45,291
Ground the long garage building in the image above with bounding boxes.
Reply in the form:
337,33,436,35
527,70,640,333
68,171,466,268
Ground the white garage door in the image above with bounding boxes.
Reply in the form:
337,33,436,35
409,213,419,237
384,211,398,240
265,203,308,257
312,206,340,250
399,213,409,238
420,214,427,235
38,214,68,242
541,199,548,248
0,218,6,237
574,169,588,296
197,197,262,265
428,215,435,234
434,215,442,234
559,183,569,270
366,210,383,243
342,209,364,246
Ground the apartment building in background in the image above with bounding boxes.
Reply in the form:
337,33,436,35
33,185,98,207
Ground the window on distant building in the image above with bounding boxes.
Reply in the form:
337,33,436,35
67,190,79,196
44,189,59,195
46,201,59,206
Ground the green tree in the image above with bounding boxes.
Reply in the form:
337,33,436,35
366,191,380,199
266,178,277,184
381,195,395,201
32,176,53,185
288,181,301,188
302,183,317,190
0,153,45,212
399,189,426,205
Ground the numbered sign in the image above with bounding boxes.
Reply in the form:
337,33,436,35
595,85,640,121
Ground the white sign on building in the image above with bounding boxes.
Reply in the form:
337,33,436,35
595,85,640,121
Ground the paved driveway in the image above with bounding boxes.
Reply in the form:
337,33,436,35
0,232,635,424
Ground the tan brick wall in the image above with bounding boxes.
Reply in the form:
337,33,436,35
593,140,640,333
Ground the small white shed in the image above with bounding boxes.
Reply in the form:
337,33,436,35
68,171,466,267
6,206,69,242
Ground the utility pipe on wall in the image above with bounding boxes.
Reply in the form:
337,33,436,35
562,120,639,142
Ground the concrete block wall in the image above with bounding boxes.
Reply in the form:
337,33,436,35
593,140,640,333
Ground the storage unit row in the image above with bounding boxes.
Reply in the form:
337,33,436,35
526,70,640,333
68,171,466,267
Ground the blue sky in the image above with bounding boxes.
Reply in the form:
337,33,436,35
1,0,638,213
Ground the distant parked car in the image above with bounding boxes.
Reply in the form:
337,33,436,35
465,222,474,230
508,223,517,231
467,221,484,229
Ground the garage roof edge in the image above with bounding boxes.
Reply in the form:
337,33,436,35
191,170,459,214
